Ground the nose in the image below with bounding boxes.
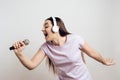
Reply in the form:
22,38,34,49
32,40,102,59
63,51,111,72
41,27,45,32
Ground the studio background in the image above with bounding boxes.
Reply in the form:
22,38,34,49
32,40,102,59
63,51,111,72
0,0,119,80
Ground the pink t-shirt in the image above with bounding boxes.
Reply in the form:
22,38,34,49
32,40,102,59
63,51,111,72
40,34,92,80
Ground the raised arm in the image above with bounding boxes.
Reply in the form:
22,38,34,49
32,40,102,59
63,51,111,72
13,40,46,70
81,41,115,66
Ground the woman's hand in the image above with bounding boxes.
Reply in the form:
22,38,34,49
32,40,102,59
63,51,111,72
81,42,115,66
12,40,25,54
103,58,115,66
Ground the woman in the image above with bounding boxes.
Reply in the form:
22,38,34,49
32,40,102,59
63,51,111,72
13,17,115,80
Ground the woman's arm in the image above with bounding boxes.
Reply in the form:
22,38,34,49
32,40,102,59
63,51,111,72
81,52,86,64
13,40,46,70
81,41,115,66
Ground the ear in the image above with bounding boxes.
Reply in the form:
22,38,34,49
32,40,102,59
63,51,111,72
51,17,59,32
52,25,59,32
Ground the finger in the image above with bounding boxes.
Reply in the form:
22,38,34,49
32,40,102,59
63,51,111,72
12,44,16,49
17,41,21,48
110,60,115,65
110,59,114,63
19,40,25,46
108,58,111,61
111,59,114,63
13,41,22,49
111,59,115,64
107,58,113,62
105,58,115,66
15,41,20,49
13,42,18,49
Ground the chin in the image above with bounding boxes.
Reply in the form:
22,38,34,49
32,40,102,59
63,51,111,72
45,39,51,42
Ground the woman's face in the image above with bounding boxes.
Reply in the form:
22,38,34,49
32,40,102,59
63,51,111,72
42,20,55,42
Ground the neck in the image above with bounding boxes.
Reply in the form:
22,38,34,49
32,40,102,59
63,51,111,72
51,35,67,46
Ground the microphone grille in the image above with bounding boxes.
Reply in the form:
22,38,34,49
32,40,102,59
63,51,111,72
23,39,30,45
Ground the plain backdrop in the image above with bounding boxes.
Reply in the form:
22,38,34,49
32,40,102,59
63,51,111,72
0,0,120,80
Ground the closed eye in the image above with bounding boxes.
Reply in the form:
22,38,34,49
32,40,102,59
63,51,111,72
45,26,48,28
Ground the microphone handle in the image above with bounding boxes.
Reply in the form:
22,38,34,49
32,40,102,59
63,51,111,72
9,41,24,50
9,39,29,50
9,46,15,50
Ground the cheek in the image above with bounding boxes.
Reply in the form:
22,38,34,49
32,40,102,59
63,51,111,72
47,28,53,34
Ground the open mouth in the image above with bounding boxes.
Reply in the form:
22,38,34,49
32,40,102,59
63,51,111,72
44,33,48,37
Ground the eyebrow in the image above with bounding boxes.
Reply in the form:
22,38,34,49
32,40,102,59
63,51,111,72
44,22,48,26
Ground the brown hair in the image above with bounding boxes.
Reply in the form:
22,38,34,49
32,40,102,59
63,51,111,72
46,17,70,36
45,17,70,74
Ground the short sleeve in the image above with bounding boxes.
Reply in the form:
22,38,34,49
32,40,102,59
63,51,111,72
75,35,85,49
40,42,48,55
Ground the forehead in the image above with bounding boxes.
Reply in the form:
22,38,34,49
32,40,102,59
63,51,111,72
44,20,52,26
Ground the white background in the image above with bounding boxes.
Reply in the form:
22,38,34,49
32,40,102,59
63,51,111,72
0,0,120,80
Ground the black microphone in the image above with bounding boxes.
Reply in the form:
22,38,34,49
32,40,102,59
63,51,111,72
9,39,30,50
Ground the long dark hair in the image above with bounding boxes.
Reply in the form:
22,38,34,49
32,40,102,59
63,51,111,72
45,17,70,74
46,17,70,36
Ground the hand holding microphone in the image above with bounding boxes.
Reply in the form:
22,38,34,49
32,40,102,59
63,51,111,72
10,39,30,53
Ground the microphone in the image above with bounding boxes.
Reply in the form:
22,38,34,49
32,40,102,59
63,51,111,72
9,39,30,50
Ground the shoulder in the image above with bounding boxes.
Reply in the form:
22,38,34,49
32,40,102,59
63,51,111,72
69,34,85,47
40,42,51,55
41,42,47,47
68,34,84,40
41,42,54,49
40,42,48,49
